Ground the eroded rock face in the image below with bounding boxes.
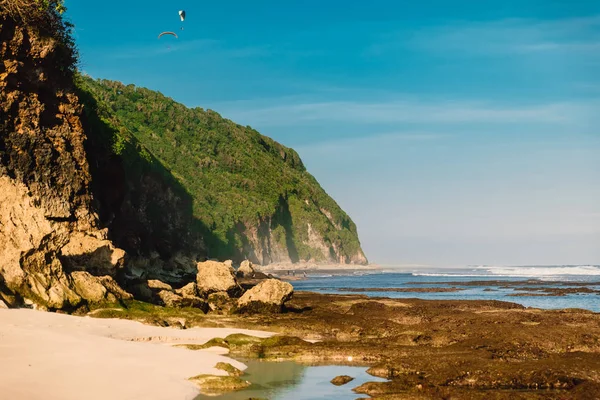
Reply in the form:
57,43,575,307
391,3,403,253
0,15,129,310
70,272,132,304
60,232,126,277
196,261,242,297
236,279,293,314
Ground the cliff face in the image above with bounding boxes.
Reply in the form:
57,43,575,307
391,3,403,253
77,77,368,267
0,5,367,308
0,11,127,309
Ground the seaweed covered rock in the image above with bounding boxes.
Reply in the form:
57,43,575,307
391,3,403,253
236,279,293,313
331,375,354,386
196,261,242,297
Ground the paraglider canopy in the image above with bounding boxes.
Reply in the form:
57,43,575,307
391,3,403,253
179,10,186,22
158,31,178,39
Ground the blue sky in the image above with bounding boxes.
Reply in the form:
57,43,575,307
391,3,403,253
65,0,600,266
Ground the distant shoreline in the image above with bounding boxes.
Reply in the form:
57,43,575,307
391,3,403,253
258,262,382,272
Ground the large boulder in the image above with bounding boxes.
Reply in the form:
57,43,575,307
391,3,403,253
196,261,242,297
70,272,133,304
236,279,293,314
236,260,255,278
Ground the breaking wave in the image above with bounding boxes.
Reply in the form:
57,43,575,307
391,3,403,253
482,265,600,277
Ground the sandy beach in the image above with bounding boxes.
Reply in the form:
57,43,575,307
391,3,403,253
0,309,273,400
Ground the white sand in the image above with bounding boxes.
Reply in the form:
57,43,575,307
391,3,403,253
0,309,273,400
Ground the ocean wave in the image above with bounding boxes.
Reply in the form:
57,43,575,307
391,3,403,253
481,265,600,277
412,273,486,277
412,265,600,279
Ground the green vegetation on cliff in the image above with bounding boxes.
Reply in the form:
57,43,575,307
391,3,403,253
77,76,366,264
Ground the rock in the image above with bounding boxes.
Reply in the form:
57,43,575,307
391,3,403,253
331,375,354,386
223,260,235,273
207,291,234,314
0,299,8,309
175,282,199,298
189,375,250,395
196,261,242,297
98,276,133,301
70,272,133,304
129,282,154,302
60,232,126,277
147,280,173,292
236,260,255,278
236,279,293,314
215,362,243,377
157,291,184,307
157,290,208,312
70,271,108,303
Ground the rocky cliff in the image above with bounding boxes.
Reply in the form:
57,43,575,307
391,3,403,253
77,77,368,267
0,6,129,309
0,2,366,309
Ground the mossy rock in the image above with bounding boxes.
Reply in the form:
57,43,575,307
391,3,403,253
175,337,229,351
224,334,266,357
234,301,283,315
189,374,250,394
215,362,243,377
224,333,265,346
331,375,354,386
260,335,309,349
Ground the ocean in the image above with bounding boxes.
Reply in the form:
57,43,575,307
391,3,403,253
290,265,600,312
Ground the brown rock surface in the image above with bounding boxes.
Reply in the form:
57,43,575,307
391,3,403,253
237,260,255,278
0,12,132,310
236,279,293,313
196,261,241,297
175,282,199,298
331,375,354,386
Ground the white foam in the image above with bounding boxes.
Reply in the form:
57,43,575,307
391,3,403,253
481,265,600,277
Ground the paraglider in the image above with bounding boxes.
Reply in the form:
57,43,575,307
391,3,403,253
179,10,186,30
158,31,178,39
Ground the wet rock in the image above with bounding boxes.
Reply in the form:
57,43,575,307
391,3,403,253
215,362,243,377
331,375,354,386
236,279,293,314
237,260,255,278
189,375,250,395
196,261,242,297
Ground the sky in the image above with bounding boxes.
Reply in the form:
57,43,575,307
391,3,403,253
65,0,600,267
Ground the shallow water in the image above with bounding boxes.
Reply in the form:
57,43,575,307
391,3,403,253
194,360,386,400
290,266,600,312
